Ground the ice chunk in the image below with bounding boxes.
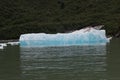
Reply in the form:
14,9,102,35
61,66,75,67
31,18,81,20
0,45,4,49
0,43,7,49
7,42,19,46
19,28,111,47
0,43,7,47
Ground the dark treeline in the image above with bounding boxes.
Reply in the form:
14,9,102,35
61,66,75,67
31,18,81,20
0,0,120,39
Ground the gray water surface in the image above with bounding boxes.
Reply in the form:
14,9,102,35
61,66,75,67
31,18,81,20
0,38,120,80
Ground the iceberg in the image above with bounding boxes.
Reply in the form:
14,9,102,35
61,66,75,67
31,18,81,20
19,27,111,47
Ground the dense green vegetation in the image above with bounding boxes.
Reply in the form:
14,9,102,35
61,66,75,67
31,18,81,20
0,0,120,39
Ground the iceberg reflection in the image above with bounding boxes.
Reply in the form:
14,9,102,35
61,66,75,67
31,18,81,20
20,45,107,80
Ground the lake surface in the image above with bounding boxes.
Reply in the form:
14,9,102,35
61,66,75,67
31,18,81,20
0,38,120,80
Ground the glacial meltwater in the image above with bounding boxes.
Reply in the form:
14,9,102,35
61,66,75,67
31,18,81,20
0,38,120,80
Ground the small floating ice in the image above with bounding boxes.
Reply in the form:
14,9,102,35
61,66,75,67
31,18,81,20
0,43,7,47
7,42,19,46
19,27,111,47
0,43,7,49
0,45,4,49
0,41,19,50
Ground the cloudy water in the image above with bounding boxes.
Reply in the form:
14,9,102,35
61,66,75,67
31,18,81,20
0,38,120,80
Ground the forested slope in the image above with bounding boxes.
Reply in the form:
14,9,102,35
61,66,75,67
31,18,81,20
0,0,120,39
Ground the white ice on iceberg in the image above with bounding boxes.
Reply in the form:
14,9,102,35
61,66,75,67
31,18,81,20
19,27,111,47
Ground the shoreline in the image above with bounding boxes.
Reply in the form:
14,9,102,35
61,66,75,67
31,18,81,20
0,39,19,43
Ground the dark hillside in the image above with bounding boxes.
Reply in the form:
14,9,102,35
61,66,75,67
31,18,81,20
0,0,120,39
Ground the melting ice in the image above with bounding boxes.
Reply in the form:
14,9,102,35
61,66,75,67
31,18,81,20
19,27,111,47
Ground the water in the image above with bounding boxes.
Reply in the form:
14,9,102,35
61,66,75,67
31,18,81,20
0,38,120,80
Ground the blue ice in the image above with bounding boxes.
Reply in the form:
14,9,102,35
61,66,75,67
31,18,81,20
19,28,111,47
